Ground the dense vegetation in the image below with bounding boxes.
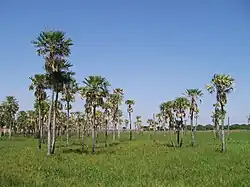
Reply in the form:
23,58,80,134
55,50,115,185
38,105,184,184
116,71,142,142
0,29,245,186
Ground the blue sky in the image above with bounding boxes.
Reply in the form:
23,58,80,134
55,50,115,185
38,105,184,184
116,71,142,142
1,0,250,125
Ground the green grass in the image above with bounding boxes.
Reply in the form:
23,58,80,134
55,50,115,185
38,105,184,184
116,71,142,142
0,131,250,187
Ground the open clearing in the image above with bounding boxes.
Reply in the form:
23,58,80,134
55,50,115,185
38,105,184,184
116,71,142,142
0,131,250,187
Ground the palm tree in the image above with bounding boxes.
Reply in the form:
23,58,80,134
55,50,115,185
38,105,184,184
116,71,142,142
184,89,203,147
124,119,129,130
80,76,110,153
206,74,235,152
102,100,112,147
173,97,190,147
29,74,47,150
160,100,175,145
125,99,135,141
135,116,142,133
109,88,124,141
32,30,73,155
61,72,78,146
1,96,19,139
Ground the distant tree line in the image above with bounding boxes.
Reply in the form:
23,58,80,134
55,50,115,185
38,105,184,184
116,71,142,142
140,124,250,131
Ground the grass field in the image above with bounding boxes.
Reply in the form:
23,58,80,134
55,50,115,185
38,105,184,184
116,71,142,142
0,131,250,187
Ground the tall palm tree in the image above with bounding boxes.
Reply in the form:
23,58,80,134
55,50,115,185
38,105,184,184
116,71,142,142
173,97,190,147
206,74,235,152
80,76,110,153
29,74,47,150
61,72,78,146
184,89,203,147
125,99,135,141
32,30,73,155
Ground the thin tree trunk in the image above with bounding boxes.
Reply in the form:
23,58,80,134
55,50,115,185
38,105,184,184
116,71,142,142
177,129,180,145
47,89,55,155
180,126,184,147
113,122,116,142
221,106,225,152
216,122,220,139
227,117,230,137
105,119,108,147
190,112,195,147
117,118,120,140
129,112,132,141
38,103,42,150
81,125,85,152
92,106,96,154
66,101,70,147
77,122,80,139
170,122,175,147
9,122,12,139
51,90,58,154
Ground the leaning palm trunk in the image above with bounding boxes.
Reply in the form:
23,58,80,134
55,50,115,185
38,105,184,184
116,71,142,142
38,103,42,150
91,107,96,154
51,90,59,154
66,101,70,147
129,112,132,141
47,89,55,155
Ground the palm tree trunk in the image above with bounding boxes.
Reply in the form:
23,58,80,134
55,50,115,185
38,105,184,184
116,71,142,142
38,103,42,150
81,125,85,152
78,122,80,139
177,129,180,145
129,112,132,141
221,106,225,152
92,106,96,154
117,118,120,140
113,122,116,142
105,119,108,147
190,112,195,147
170,122,175,147
66,101,70,147
9,121,12,139
51,90,58,154
47,89,55,155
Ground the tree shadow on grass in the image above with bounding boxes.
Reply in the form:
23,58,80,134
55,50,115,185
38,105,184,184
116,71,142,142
62,147,117,155
62,148,88,155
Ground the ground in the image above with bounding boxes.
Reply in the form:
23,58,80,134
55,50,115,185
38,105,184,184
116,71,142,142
0,131,250,187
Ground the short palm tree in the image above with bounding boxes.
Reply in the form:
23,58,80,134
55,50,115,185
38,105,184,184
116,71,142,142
80,76,110,153
125,99,135,141
206,74,235,152
29,74,47,149
173,97,190,147
184,88,203,147
61,72,78,146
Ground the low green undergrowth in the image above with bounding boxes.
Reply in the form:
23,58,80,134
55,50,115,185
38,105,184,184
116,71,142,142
0,131,250,187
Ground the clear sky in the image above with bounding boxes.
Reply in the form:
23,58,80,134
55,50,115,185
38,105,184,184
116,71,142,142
1,0,250,125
